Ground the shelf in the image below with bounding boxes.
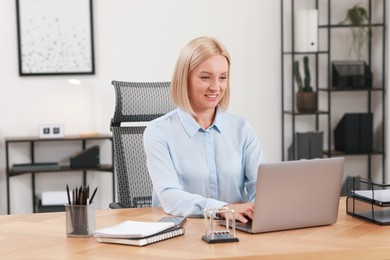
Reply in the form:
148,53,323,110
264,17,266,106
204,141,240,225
284,110,329,115
9,164,113,176
5,134,112,143
324,149,384,157
283,51,329,55
319,87,384,92
5,134,115,214
281,0,386,181
319,23,384,29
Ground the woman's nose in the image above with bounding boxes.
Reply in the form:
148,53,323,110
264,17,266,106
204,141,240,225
209,80,219,90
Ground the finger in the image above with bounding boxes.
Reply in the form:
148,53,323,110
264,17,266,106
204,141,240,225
245,210,254,220
236,214,248,223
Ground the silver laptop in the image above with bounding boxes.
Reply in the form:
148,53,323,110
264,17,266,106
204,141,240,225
231,157,345,233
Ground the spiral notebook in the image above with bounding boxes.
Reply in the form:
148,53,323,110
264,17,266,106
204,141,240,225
94,220,175,238
96,226,185,246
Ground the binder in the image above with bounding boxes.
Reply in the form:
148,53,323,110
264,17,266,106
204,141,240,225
334,113,373,153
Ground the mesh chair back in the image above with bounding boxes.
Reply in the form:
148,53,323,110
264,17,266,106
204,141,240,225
112,81,175,126
111,81,175,208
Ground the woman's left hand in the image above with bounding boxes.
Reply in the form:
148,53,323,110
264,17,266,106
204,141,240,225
223,202,254,223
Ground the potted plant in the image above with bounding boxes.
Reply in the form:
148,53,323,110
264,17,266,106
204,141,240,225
340,3,371,60
294,56,317,112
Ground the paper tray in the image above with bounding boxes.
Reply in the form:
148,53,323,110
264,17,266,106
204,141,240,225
346,197,390,225
346,177,390,225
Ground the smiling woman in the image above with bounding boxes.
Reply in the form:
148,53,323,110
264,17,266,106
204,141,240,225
143,36,266,224
188,55,229,128
171,37,231,115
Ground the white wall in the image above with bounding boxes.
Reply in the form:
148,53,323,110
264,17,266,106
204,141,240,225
0,0,281,214
0,0,388,215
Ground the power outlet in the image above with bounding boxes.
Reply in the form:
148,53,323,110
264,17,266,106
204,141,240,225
39,124,65,138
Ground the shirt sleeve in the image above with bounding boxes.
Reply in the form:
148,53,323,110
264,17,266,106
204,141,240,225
243,120,266,202
143,124,226,217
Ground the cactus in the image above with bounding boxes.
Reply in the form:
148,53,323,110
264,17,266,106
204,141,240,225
294,61,303,92
303,56,313,92
294,56,313,92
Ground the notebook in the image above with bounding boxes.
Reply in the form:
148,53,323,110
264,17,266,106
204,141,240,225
228,157,345,233
96,226,185,246
94,220,175,238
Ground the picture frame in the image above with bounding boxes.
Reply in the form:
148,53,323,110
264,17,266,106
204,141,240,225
15,0,95,76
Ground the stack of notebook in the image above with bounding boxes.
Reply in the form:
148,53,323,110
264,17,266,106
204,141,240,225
94,220,185,246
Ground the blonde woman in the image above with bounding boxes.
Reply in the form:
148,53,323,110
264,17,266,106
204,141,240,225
144,36,265,223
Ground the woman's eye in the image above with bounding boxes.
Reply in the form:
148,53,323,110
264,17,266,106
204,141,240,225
220,76,227,80
200,76,210,80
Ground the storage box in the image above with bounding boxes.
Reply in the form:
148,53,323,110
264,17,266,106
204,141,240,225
332,61,372,89
346,177,390,225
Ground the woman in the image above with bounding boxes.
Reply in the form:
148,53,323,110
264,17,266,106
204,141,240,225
144,36,265,223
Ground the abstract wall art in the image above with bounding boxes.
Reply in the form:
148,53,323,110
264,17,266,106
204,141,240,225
16,0,95,76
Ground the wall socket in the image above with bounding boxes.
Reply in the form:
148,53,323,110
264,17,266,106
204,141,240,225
39,124,65,138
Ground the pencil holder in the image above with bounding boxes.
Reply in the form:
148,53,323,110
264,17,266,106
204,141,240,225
65,203,96,237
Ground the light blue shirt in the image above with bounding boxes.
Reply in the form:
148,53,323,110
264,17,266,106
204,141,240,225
143,108,265,217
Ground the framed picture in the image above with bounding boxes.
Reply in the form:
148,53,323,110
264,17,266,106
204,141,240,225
16,0,95,76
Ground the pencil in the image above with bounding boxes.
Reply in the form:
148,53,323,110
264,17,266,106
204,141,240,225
66,185,71,205
89,187,98,204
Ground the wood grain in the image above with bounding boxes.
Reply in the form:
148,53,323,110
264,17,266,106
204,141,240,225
0,198,389,259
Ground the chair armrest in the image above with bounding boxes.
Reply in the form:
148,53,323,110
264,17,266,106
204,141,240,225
109,202,124,209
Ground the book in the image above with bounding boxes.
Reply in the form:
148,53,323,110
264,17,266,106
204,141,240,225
96,226,185,246
94,220,176,238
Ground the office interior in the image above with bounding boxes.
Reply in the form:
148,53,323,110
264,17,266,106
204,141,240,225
0,0,389,215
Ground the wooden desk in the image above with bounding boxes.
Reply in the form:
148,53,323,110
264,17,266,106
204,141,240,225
1,198,390,259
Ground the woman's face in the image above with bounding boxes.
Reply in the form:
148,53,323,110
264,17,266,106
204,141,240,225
188,55,228,115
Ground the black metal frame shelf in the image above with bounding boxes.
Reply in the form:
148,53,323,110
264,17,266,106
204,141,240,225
281,0,386,183
319,23,384,28
318,87,385,92
283,110,329,115
8,164,113,176
5,134,115,214
325,149,384,157
283,51,329,55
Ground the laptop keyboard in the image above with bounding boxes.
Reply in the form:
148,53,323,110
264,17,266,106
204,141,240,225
235,220,252,228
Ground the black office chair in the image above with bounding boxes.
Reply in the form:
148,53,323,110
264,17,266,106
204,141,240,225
109,81,175,208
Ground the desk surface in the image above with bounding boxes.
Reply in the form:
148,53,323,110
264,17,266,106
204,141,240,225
1,197,390,259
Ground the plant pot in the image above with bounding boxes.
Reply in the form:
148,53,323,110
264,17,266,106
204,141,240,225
296,92,317,112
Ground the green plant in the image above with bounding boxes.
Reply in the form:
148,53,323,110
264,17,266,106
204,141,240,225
294,56,313,92
340,3,371,60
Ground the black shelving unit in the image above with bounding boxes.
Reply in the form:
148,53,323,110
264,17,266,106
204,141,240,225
5,134,114,214
281,0,386,184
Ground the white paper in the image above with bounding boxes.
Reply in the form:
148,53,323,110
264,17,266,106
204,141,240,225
354,190,390,203
41,191,70,206
94,220,175,238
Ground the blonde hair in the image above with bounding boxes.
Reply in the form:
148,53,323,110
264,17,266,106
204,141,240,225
171,36,231,114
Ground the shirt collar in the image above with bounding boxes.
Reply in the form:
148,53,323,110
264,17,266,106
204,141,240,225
177,108,224,138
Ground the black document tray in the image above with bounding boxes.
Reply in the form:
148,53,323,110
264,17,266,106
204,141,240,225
347,177,390,225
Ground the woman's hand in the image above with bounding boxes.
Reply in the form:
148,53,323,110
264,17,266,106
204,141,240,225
223,202,254,223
